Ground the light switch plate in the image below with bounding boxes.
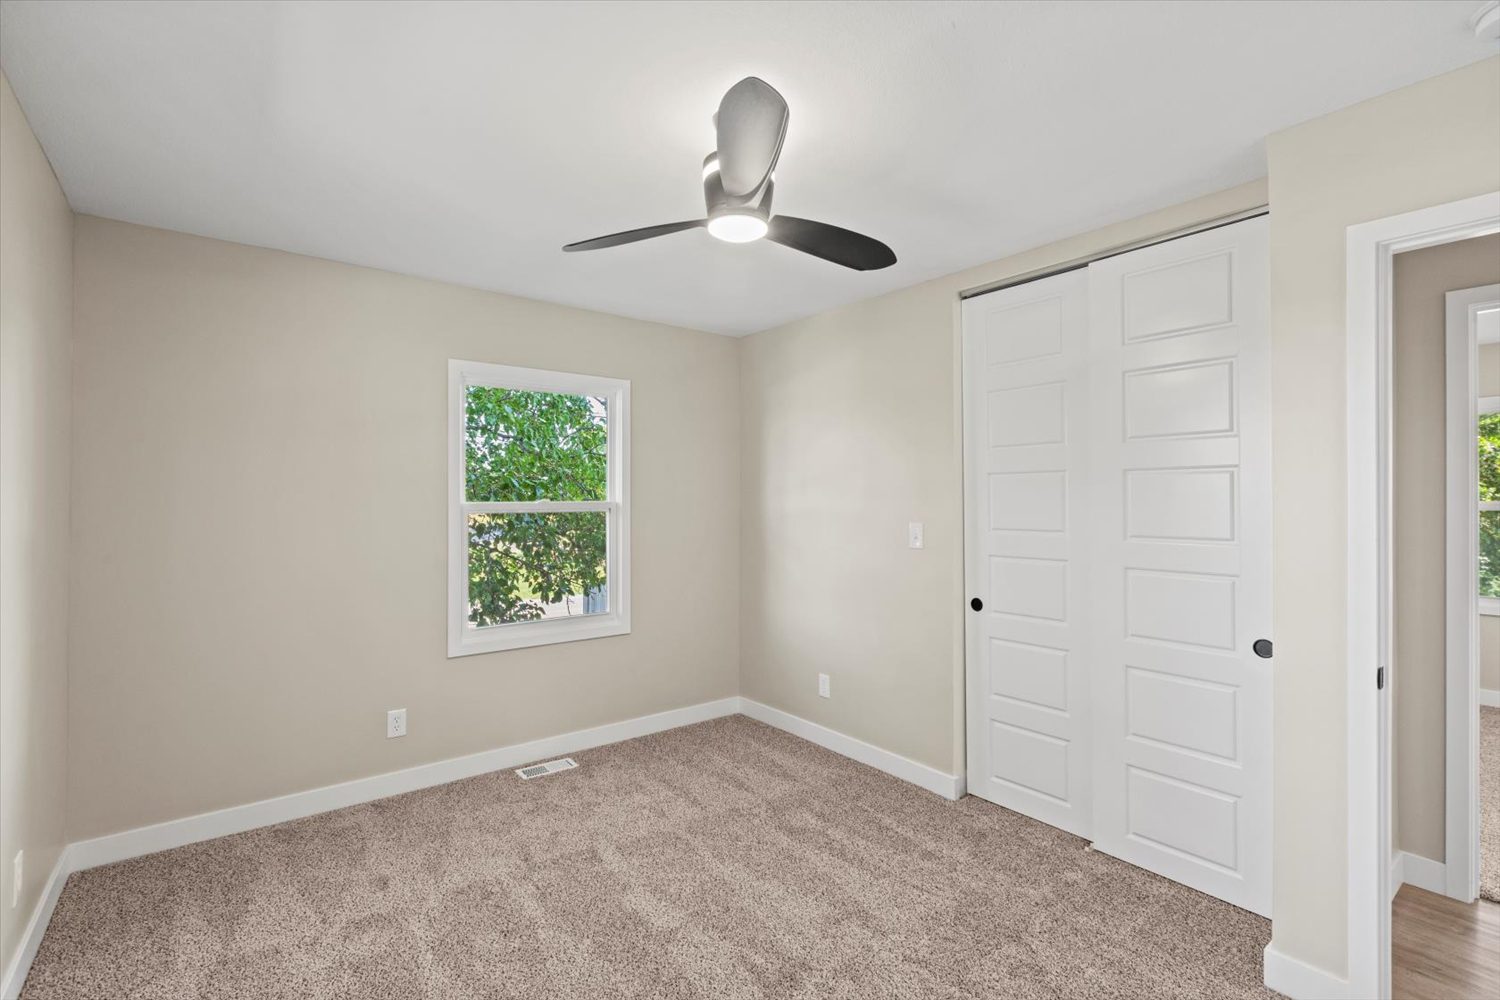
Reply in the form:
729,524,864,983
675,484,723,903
908,522,924,549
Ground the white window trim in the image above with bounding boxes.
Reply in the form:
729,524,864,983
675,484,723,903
447,359,630,657
1480,393,1500,616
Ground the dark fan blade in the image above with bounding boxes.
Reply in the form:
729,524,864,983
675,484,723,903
716,77,788,198
767,216,896,271
563,220,705,252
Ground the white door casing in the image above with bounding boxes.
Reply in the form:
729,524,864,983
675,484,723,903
1084,217,1272,917
963,268,1094,837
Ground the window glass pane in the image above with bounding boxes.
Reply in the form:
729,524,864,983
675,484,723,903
465,387,607,502
1481,412,1500,504
467,512,608,626
1483,510,1500,601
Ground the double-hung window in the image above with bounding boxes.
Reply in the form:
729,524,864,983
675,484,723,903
1480,395,1500,616
448,360,630,655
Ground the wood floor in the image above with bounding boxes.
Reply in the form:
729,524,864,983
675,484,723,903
1392,884,1499,1000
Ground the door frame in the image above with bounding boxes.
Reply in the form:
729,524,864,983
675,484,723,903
1344,191,1500,1000
1445,282,1500,903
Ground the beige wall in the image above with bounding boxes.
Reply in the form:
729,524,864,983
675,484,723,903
738,179,1268,777
1391,235,1500,864
1266,56,1500,976
67,217,740,840
0,74,73,979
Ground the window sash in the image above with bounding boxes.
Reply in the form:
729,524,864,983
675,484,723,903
462,505,619,624
462,500,614,515
459,379,614,507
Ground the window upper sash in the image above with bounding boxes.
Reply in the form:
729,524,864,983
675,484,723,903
461,500,615,514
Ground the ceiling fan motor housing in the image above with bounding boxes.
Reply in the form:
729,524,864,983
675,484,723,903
703,152,772,226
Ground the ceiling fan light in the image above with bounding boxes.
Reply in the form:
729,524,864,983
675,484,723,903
707,212,767,243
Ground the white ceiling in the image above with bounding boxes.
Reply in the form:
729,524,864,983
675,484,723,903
1,1,1494,335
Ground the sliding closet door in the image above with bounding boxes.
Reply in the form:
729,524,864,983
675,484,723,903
1085,218,1272,916
962,269,1093,838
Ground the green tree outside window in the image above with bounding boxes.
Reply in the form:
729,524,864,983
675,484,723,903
464,387,609,626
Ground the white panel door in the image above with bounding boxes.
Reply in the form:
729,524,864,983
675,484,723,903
963,269,1093,837
1085,217,1272,916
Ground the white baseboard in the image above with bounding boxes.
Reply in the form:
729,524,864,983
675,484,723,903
1389,849,1449,904
69,696,741,872
1396,851,1447,895
1481,688,1500,708
1263,942,1350,999
65,696,963,874
1,847,70,1000
737,697,964,800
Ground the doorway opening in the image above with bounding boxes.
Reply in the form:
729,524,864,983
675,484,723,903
1388,243,1500,1000
1345,192,1500,1000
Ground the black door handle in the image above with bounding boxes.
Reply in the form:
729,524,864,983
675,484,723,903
970,598,983,611
1253,639,1272,659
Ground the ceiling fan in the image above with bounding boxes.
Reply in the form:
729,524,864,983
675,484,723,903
563,77,896,271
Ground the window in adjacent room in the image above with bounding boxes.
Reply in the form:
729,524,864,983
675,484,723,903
448,360,630,655
1480,396,1499,615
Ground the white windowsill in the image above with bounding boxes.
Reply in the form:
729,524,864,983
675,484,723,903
449,612,630,657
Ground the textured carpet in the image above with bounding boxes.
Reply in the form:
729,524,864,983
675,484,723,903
1484,706,1500,904
23,715,1272,999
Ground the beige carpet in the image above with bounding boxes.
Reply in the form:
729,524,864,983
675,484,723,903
1484,706,1500,903
23,715,1272,999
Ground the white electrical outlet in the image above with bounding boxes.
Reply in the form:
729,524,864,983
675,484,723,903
818,673,831,698
908,522,924,549
386,708,407,739
11,850,21,908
